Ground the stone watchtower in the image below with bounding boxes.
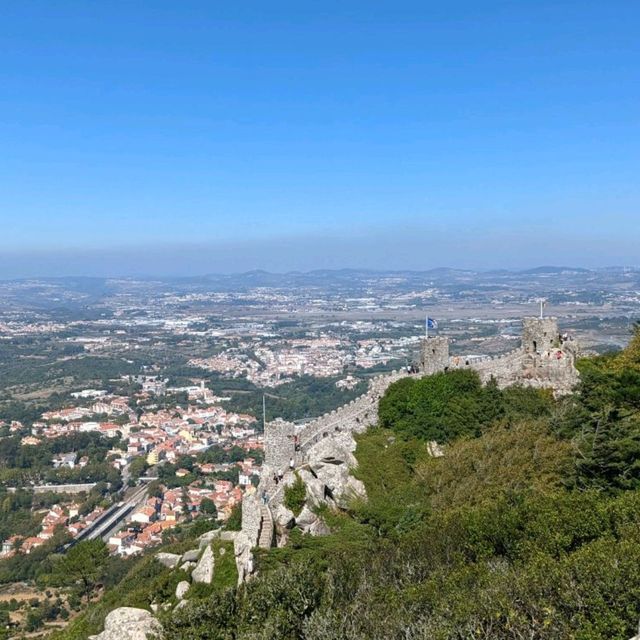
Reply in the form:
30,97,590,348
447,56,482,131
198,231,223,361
522,317,560,355
420,336,450,375
264,418,296,472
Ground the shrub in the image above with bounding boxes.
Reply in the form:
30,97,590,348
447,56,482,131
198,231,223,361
283,473,306,516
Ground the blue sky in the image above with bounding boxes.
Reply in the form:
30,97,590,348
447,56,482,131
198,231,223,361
1,1,639,276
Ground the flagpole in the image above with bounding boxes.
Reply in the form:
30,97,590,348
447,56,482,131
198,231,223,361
425,315,429,339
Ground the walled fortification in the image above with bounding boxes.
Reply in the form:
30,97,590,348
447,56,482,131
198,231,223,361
234,369,410,580
236,316,580,581
262,368,408,478
421,316,579,394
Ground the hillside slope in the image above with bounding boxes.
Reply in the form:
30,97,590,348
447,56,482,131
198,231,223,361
57,325,640,640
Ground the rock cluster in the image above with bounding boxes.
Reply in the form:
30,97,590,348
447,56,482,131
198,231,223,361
151,528,229,611
155,552,182,569
89,607,161,640
191,544,215,584
234,530,254,584
93,527,239,638
267,429,368,549
175,580,190,599
182,548,200,562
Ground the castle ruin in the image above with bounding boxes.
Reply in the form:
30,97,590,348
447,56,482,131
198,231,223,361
234,316,580,581
420,315,579,394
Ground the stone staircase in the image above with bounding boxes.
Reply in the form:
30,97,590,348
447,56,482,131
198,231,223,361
258,504,273,549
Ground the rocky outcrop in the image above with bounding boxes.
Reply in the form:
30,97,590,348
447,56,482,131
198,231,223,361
234,530,254,584
156,552,181,569
175,580,190,600
192,545,215,584
297,469,326,507
182,548,200,563
427,441,444,457
232,490,262,583
307,518,331,536
309,460,366,509
274,504,295,530
89,607,161,640
306,436,358,467
198,528,222,549
294,505,318,530
220,530,238,542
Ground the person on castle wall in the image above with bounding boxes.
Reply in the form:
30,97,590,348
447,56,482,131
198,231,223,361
261,490,268,505
273,472,279,486
278,469,283,483
289,457,295,471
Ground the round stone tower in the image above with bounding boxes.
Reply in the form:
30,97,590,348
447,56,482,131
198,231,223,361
522,317,560,355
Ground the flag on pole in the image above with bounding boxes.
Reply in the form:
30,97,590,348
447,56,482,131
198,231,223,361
426,317,438,337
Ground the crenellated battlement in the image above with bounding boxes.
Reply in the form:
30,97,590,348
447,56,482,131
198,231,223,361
262,317,579,492
239,316,580,582
421,317,579,394
262,369,410,477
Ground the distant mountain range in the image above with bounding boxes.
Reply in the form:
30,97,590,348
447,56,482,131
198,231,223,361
1,265,638,286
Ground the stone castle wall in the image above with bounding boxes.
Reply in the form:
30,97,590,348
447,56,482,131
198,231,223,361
421,317,579,394
240,492,261,545
241,316,580,581
447,347,524,382
296,371,402,449
262,369,410,477
261,317,579,505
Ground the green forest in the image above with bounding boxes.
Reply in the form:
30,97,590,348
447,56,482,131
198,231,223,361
0,432,122,488
54,325,640,639
223,374,368,425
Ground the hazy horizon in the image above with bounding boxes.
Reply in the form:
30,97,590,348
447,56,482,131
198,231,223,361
1,229,639,280
0,240,637,282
